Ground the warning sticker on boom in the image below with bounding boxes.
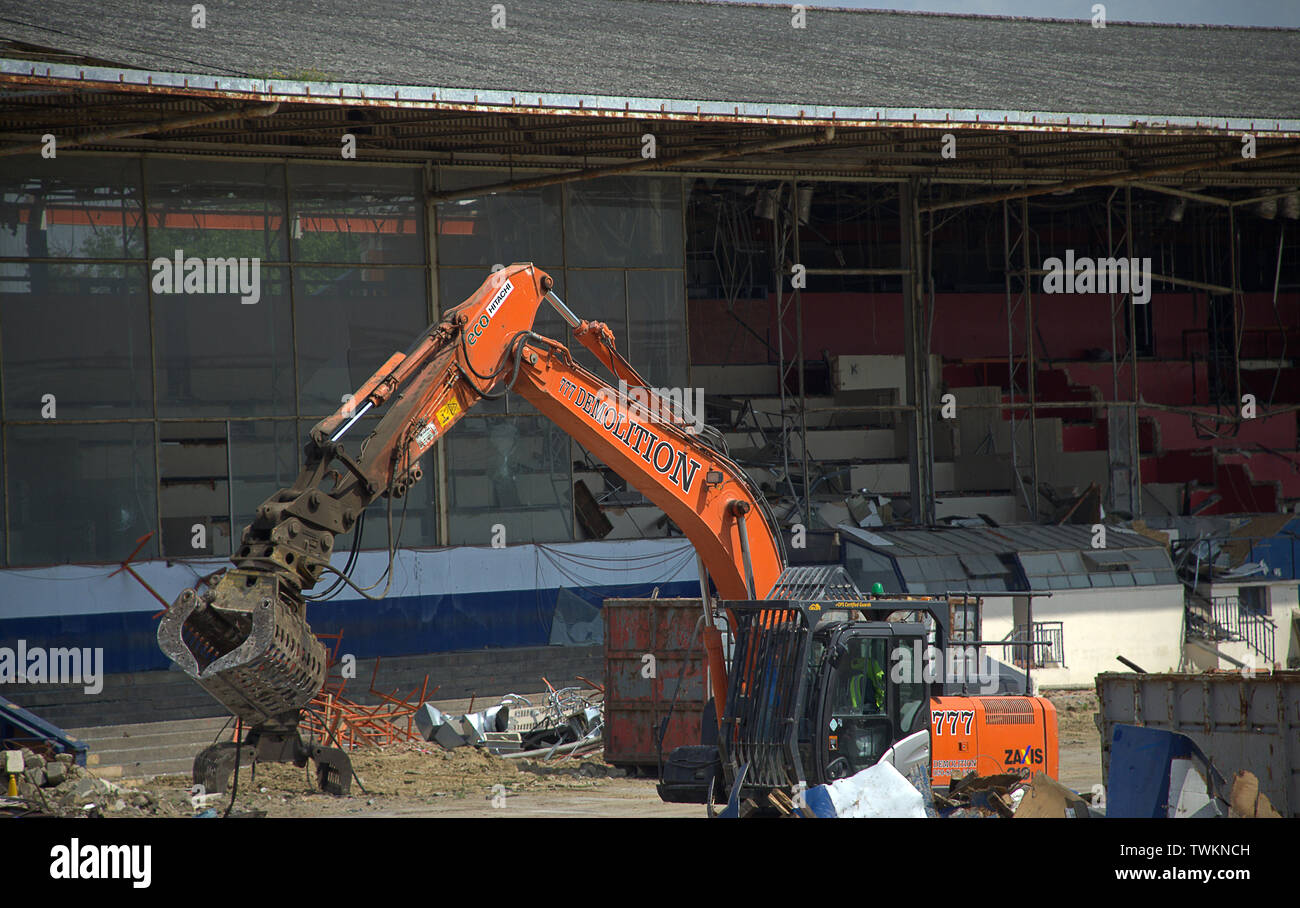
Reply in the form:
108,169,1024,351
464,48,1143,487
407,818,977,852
436,398,462,427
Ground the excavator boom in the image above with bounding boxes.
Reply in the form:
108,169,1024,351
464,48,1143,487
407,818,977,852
159,264,783,731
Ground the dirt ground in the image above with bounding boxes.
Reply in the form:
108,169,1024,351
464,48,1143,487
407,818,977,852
1041,688,1104,798
16,688,1105,819
149,746,702,818
178,689,1104,818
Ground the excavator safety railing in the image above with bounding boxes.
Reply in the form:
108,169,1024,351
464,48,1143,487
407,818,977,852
717,604,812,792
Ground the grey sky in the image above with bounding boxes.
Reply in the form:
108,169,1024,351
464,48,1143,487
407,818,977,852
728,0,1300,27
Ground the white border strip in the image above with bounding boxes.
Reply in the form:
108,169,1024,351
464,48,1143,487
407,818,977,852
4,58,1299,135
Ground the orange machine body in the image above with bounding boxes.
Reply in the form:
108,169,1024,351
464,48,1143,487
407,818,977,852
929,694,1059,789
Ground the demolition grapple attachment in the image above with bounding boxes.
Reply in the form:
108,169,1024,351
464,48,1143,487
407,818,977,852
157,570,326,727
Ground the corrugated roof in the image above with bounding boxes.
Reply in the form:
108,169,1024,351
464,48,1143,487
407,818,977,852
1,0,1297,128
839,523,1178,593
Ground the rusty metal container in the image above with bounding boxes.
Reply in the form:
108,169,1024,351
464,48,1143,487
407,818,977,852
603,598,708,768
1096,671,1300,817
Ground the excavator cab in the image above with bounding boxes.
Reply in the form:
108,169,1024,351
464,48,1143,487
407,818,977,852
708,597,942,804
811,621,931,781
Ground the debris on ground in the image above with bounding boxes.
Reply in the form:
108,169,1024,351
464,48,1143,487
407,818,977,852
2,745,193,818
298,643,437,750
3,738,634,819
413,677,604,761
1012,772,1092,818
935,772,1027,818
1227,770,1281,818
801,760,929,818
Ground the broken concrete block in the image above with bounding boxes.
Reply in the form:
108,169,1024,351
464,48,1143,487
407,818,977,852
43,761,66,787
24,764,46,787
54,753,74,767
71,777,105,803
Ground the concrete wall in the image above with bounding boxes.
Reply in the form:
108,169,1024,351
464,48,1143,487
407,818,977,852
981,585,1186,690
4,645,605,730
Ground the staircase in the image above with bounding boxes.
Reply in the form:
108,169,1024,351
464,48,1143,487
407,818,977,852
67,716,233,781
1183,590,1276,669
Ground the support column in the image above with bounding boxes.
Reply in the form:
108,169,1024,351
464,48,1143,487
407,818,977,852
901,180,936,526
1106,187,1142,518
1003,196,1040,521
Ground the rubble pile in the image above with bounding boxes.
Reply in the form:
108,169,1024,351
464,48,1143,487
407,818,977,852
3,747,195,818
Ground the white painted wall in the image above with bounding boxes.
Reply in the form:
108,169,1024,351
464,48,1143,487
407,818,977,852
980,586,1186,690
1196,580,1300,670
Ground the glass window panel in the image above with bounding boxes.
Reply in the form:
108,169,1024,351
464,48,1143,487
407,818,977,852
565,270,626,379
436,169,562,268
0,263,152,418
0,155,143,259
289,164,423,264
145,159,286,261
626,269,687,389
5,423,157,566
566,176,682,268
230,419,302,537
1083,550,1133,568
444,413,573,545
1056,551,1085,572
438,266,492,314
1019,553,1059,576
155,266,293,417
1132,549,1173,570
158,422,230,557
294,267,428,418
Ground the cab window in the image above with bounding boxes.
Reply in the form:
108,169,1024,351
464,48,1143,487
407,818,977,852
825,637,893,773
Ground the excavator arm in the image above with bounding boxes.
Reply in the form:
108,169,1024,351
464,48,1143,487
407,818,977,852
159,263,783,732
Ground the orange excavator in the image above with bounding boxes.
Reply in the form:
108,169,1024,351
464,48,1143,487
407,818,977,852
158,263,1055,806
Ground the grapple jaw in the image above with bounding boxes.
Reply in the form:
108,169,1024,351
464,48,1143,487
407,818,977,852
157,570,326,727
